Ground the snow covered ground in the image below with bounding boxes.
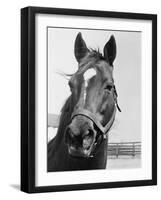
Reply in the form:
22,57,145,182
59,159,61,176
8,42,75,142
107,156,141,169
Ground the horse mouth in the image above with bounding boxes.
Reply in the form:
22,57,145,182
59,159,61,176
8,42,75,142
65,131,96,158
68,143,94,158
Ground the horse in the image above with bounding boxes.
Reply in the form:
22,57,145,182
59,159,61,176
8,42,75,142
48,32,121,172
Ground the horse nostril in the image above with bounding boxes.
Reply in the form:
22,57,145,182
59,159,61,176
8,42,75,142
68,127,73,136
84,129,94,137
65,127,73,143
83,129,95,149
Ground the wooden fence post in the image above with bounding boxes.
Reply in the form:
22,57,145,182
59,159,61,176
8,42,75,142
132,142,135,157
116,143,119,158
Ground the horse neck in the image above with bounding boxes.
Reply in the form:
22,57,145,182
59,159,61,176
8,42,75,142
55,96,73,143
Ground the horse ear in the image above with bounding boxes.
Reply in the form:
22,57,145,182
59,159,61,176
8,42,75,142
74,32,89,63
103,35,116,65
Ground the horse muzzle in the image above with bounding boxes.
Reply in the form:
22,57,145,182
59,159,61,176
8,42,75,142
65,117,97,158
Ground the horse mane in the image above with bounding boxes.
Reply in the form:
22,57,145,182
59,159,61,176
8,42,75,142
88,48,104,60
57,49,105,78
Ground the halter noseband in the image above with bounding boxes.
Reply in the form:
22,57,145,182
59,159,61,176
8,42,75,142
70,106,117,157
71,106,116,139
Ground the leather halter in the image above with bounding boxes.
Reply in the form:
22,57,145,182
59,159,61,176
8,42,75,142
69,84,121,157
71,105,116,139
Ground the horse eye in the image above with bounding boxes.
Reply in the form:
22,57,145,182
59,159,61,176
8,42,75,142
104,85,113,91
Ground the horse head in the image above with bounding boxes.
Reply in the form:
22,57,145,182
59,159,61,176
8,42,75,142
65,32,120,158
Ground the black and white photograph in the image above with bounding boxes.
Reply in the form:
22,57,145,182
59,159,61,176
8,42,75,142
47,28,141,172
20,7,157,193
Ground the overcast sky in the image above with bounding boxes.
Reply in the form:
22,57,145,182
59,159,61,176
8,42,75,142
48,28,141,142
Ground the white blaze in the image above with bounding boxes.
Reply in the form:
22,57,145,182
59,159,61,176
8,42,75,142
83,68,96,101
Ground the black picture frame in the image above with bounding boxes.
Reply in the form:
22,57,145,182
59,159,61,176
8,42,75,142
21,6,157,193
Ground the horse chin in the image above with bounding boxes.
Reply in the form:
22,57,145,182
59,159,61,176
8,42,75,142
67,144,94,158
